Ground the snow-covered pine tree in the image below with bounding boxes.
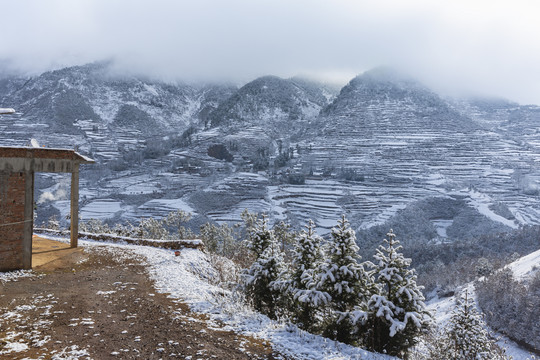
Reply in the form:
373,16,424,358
242,215,286,319
364,229,431,357
280,219,327,330
273,220,297,253
314,215,374,343
246,215,273,257
436,290,508,360
138,217,170,239
165,210,193,239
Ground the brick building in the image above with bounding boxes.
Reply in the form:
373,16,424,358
0,146,94,271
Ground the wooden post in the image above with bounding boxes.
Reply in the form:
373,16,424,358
70,163,79,248
22,171,34,269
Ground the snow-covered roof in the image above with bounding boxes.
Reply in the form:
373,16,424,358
0,108,16,114
0,146,95,164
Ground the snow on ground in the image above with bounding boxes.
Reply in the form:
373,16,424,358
50,345,90,359
105,174,161,195
431,219,453,238
52,200,71,223
428,249,540,359
137,198,196,217
501,334,537,360
38,234,393,360
359,204,407,230
80,199,124,220
0,293,57,358
424,173,446,186
29,233,539,359
507,248,540,280
467,189,519,229
0,269,34,283
206,199,272,225
130,244,394,359
427,283,475,326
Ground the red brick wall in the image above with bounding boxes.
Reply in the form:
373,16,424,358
0,171,26,271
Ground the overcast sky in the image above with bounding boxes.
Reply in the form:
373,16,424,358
1,0,540,104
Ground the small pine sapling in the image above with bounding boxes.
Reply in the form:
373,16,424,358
246,215,273,257
165,210,193,239
439,289,508,360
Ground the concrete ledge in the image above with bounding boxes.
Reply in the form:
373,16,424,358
35,229,204,250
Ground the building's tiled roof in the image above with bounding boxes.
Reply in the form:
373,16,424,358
0,146,94,163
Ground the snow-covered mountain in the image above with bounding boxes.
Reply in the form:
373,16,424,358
0,62,236,159
0,61,236,131
3,64,540,246
322,67,473,128
207,75,337,128
264,68,540,239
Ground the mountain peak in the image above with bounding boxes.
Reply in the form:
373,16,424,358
360,66,410,81
320,66,476,132
207,75,334,127
348,67,423,91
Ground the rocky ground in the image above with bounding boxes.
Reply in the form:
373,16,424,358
0,240,284,359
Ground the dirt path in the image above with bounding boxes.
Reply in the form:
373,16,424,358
0,240,283,359
31,236,85,269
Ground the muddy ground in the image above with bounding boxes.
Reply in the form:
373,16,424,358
0,241,285,359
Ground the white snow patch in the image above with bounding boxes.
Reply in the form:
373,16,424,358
138,198,195,215
0,270,33,283
0,341,28,353
96,290,116,295
52,200,71,223
506,247,540,280
359,204,408,229
467,190,518,229
143,84,159,97
424,173,446,185
431,219,453,238
80,199,123,220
